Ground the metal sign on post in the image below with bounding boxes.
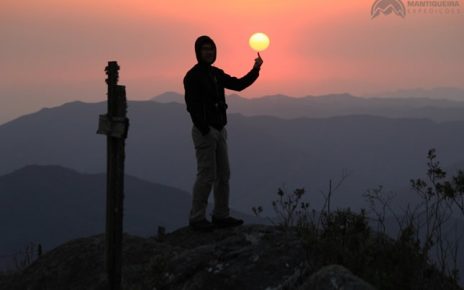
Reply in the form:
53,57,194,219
97,61,129,290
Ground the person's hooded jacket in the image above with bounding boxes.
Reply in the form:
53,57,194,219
183,35,260,135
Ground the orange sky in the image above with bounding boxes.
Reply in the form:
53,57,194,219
0,0,463,123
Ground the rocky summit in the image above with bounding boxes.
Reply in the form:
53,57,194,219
0,224,375,290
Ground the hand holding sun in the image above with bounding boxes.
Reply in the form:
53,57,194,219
249,32,269,69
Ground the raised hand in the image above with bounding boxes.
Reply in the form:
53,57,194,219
254,52,263,69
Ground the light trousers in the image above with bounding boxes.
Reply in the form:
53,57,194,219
190,125,231,222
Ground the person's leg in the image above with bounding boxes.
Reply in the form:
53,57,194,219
212,127,231,219
190,126,217,223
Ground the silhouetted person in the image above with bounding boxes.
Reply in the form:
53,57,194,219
184,35,263,231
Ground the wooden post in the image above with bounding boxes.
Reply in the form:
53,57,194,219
97,61,129,290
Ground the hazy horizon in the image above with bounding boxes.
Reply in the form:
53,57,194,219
2,87,464,126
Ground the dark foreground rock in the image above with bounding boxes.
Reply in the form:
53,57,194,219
0,224,376,290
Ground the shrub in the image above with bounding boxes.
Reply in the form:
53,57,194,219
252,149,463,289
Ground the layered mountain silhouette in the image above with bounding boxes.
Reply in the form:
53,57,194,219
2,99,464,215
0,165,261,270
152,90,464,121
2,92,464,285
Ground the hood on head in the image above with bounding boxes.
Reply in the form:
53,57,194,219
195,35,216,64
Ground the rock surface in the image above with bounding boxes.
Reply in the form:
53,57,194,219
0,225,376,290
297,265,376,290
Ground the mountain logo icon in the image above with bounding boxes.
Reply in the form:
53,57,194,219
371,0,406,18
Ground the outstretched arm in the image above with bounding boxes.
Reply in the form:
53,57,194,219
220,53,263,91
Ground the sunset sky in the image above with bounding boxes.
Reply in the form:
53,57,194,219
1,0,463,124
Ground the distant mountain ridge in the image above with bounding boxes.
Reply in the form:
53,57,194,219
370,87,464,101
151,89,464,121
2,100,464,216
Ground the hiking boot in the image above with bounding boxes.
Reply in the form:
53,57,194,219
189,219,215,232
212,216,244,228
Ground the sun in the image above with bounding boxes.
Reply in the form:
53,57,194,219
249,32,270,52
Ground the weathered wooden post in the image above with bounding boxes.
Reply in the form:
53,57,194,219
97,61,129,290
